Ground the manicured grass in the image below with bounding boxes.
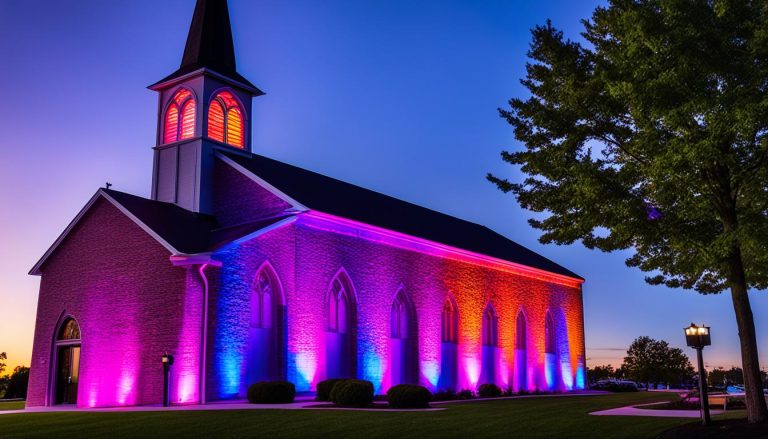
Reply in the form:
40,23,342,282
0,392,742,439
0,401,25,411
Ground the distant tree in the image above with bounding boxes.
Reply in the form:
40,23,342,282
4,366,29,399
622,336,692,390
489,0,768,422
587,364,615,384
0,352,6,376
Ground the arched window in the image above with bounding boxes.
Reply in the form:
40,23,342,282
208,91,244,148
327,277,351,333
58,318,81,341
163,88,196,144
252,269,275,329
391,294,409,339
326,270,356,379
516,311,527,350
482,305,498,347
441,298,457,343
545,312,556,354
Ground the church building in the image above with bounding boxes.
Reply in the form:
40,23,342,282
26,0,586,408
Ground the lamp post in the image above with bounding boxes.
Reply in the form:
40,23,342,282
684,323,711,426
161,352,174,407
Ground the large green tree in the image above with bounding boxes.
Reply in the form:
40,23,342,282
489,0,768,422
622,336,693,389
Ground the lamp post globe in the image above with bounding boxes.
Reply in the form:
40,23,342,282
684,323,711,426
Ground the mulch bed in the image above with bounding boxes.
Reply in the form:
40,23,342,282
657,419,768,439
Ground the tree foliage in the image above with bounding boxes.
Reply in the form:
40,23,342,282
0,352,6,376
587,364,616,383
622,336,693,388
490,0,768,421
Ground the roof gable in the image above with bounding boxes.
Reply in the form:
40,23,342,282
217,150,583,281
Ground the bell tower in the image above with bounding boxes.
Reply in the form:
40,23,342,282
148,0,263,214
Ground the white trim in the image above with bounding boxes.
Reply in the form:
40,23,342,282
29,192,104,275
214,151,309,212
216,215,298,250
99,191,179,254
148,68,262,96
169,253,223,267
29,190,182,275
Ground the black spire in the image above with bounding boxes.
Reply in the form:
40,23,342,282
151,0,262,94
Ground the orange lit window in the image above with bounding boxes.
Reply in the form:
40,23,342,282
163,88,196,144
208,91,245,148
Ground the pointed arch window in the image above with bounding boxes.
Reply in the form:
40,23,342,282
208,91,244,148
252,269,275,329
482,305,498,347
545,312,556,354
391,293,409,339
516,311,527,350
58,318,81,341
441,298,458,343
328,277,351,333
163,88,196,144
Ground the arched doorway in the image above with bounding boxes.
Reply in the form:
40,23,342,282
544,311,559,390
54,317,81,405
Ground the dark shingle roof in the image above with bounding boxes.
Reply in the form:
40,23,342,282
104,189,219,254
150,0,262,93
221,151,582,280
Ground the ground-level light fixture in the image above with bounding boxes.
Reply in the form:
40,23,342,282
684,323,711,426
162,351,174,407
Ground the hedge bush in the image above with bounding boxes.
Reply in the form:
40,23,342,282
478,383,502,398
247,381,296,404
330,379,374,407
316,378,347,401
387,384,432,408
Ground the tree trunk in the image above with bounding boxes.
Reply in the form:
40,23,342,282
727,249,768,423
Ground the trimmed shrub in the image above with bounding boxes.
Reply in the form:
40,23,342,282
247,381,296,404
387,384,432,408
316,378,347,401
331,379,374,407
457,389,475,400
432,388,457,401
478,383,502,398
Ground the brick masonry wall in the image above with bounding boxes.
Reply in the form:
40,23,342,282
27,197,198,407
212,158,291,228
205,215,585,397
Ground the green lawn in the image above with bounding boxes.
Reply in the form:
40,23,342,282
0,393,743,439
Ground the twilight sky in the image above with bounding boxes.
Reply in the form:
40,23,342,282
1,0,766,374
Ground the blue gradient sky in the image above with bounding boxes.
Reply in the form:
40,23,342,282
1,0,766,373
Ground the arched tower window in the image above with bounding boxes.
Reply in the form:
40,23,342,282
441,298,458,343
482,305,498,347
163,88,196,144
208,91,244,148
545,312,556,354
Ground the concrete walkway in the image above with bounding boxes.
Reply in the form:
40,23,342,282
590,401,724,418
